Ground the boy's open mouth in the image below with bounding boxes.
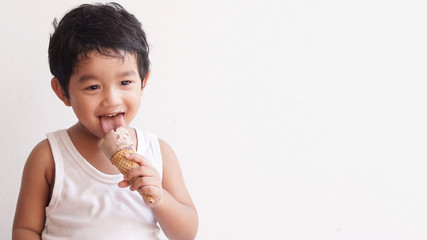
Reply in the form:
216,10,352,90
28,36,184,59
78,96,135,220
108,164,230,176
99,112,125,134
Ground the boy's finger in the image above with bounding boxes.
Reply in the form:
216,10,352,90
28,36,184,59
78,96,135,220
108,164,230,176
118,180,130,188
129,177,158,191
125,153,152,167
125,165,157,181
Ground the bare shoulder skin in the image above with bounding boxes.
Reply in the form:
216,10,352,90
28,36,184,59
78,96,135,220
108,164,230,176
153,138,198,239
13,139,54,240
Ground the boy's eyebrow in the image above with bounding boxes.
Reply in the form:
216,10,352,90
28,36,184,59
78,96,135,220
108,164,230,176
117,70,138,78
78,74,97,83
78,71,137,83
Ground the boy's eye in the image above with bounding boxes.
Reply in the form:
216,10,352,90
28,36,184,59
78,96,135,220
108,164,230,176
86,85,100,90
120,80,132,86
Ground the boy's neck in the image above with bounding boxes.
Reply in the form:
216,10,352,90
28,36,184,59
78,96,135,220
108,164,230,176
66,123,119,175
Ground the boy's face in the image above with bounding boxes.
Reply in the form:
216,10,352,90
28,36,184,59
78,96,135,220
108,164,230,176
58,51,144,138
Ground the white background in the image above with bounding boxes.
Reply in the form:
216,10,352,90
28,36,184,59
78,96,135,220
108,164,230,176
1,0,427,239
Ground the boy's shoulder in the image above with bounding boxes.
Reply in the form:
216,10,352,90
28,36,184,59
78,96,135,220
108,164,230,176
25,138,55,184
30,138,53,161
14,138,56,234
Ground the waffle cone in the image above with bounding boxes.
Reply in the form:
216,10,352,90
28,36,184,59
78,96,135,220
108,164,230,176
111,146,155,203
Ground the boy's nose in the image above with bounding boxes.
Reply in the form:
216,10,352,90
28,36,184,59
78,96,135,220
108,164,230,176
101,88,122,108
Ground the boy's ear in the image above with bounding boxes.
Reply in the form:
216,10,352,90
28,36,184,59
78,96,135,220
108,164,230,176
142,69,150,89
51,78,71,106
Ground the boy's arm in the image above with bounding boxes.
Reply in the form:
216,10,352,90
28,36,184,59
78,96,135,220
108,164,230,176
153,139,198,240
13,139,54,240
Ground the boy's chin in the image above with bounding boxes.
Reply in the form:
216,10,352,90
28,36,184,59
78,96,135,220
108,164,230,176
75,122,104,139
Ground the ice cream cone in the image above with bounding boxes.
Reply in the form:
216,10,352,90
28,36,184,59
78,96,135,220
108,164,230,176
111,146,155,203
98,127,155,203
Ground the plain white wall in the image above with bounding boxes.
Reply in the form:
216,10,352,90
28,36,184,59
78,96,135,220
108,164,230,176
1,0,427,239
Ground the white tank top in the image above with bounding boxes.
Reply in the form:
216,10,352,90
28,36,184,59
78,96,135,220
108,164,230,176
42,128,162,240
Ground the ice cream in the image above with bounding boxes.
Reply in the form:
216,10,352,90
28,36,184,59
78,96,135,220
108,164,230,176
98,127,133,159
98,127,155,203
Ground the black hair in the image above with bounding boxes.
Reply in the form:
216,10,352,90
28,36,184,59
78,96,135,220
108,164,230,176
48,2,150,97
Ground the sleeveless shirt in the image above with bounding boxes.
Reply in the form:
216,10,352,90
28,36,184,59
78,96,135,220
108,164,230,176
41,128,162,240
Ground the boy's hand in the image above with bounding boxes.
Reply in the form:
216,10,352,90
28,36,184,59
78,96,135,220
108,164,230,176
118,153,163,206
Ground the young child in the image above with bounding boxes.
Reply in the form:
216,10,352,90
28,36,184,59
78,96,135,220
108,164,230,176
12,3,198,239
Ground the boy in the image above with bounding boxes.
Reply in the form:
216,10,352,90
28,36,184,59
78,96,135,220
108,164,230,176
12,3,198,240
